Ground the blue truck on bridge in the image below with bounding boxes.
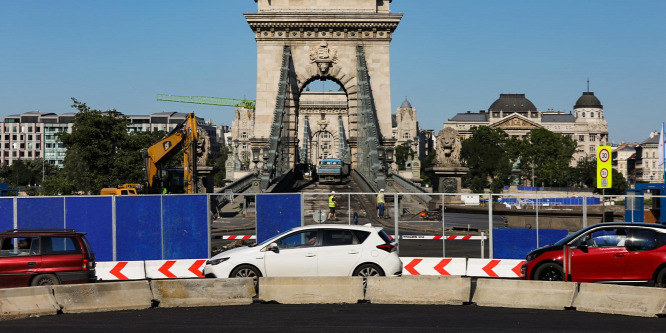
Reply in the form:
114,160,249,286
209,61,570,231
316,158,345,184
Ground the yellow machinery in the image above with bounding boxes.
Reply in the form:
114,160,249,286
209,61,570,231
100,184,138,195
143,113,200,194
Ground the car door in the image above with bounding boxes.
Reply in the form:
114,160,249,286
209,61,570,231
570,227,629,282
264,230,318,277
40,236,86,283
622,228,665,281
317,229,362,276
0,236,42,288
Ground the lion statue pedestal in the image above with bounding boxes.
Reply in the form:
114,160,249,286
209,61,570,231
426,127,468,201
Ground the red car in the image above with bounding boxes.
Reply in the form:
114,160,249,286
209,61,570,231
521,222,666,287
0,229,96,288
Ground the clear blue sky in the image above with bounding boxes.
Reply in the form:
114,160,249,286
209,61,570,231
1,1,664,143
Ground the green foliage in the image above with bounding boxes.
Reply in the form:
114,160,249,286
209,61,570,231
419,150,436,186
214,145,231,187
569,159,596,188
51,98,161,194
569,158,628,195
395,142,415,171
519,128,577,187
0,159,59,192
460,126,517,193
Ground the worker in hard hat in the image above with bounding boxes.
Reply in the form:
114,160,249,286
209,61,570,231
377,189,385,219
328,191,338,221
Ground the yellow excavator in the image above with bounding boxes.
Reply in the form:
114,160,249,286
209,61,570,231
142,113,203,194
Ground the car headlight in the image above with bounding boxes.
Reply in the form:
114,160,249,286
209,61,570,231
206,257,230,266
525,253,537,261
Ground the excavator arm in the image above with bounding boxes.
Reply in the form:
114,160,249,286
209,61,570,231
143,113,199,193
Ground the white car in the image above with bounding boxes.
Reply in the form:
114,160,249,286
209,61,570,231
204,224,402,281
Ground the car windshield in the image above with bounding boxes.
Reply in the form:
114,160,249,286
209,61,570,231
251,228,296,247
552,224,607,246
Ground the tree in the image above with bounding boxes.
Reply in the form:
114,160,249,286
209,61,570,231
419,150,436,186
519,128,577,187
395,142,415,171
54,98,160,194
213,145,231,187
460,126,518,193
569,158,628,195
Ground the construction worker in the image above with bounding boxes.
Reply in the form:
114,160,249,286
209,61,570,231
376,189,385,219
328,191,338,221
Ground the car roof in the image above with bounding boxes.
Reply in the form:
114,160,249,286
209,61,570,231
0,229,84,236
291,224,381,232
587,222,666,231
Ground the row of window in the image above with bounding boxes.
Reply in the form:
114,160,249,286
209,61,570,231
643,152,660,159
578,135,599,142
3,143,40,149
1,126,72,133
580,111,602,118
0,150,40,158
391,132,412,139
2,134,42,141
1,143,64,149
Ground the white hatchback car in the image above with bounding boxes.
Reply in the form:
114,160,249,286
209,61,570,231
204,224,402,280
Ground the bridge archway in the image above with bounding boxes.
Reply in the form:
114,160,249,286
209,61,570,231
298,78,350,167
245,0,402,188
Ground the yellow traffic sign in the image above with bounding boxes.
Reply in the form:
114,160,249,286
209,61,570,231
597,146,612,188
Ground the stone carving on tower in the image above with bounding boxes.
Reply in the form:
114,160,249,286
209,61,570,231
310,41,338,76
435,127,462,167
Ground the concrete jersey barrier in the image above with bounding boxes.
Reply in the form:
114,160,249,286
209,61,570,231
472,279,577,310
150,278,255,308
573,283,666,318
50,281,153,313
258,276,364,304
365,276,471,305
0,286,60,320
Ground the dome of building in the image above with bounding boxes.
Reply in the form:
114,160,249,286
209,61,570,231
574,92,603,109
488,94,537,112
400,98,412,108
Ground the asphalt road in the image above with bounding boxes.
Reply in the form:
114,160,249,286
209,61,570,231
1,304,662,332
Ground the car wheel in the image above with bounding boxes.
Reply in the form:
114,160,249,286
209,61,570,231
656,268,666,288
31,274,59,286
353,264,385,277
533,263,564,281
230,265,261,290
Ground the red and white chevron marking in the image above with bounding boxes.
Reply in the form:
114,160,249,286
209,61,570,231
144,259,206,279
400,257,467,276
466,259,525,278
212,235,256,240
96,261,146,280
401,235,487,240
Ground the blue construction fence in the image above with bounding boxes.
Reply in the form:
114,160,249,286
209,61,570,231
500,197,601,206
0,195,209,262
493,228,569,259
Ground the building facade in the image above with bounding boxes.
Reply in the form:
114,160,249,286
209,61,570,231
612,143,637,186
444,92,609,165
1,111,219,167
635,131,665,183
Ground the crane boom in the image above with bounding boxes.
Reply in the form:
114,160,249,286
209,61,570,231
156,94,255,109
143,113,199,194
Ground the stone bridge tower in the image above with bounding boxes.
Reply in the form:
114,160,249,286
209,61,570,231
245,0,402,174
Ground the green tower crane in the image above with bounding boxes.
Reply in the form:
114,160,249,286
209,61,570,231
156,94,255,110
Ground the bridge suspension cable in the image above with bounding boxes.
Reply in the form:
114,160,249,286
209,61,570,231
355,45,389,190
260,45,293,190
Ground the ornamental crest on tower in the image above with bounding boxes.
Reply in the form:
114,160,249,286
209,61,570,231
310,41,338,76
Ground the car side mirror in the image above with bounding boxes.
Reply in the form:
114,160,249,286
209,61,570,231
267,242,279,252
577,243,588,252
